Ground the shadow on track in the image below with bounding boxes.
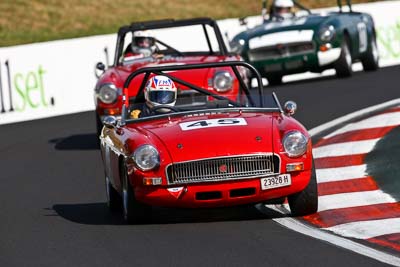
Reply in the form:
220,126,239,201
49,133,99,150
51,203,287,225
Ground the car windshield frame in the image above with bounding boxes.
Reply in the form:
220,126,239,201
119,61,283,125
114,17,229,66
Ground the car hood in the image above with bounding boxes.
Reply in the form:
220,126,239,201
236,14,332,40
136,112,275,163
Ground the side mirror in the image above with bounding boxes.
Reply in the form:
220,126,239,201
96,62,106,71
103,116,117,128
284,101,297,116
95,62,106,78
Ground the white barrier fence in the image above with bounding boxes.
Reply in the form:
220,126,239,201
0,1,399,125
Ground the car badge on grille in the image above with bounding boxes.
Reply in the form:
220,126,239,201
219,164,228,173
167,187,185,199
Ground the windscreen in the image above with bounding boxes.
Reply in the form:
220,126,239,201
123,24,221,56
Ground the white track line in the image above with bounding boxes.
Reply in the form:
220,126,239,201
313,139,379,158
268,99,400,266
316,165,367,183
308,99,400,137
325,218,400,239
324,111,400,139
318,190,397,212
267,205,400,267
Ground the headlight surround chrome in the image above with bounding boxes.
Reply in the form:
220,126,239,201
283,131,309,158
133,145,160,171
319,25,335,42
213,71,234,92
97,83,118,104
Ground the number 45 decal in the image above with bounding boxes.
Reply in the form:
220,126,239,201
179,118,247,131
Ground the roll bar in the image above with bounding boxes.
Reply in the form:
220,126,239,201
120,61,272,125
337,0,353,12
113,17,228,66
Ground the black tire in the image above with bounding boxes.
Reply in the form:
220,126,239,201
361,34,379,71
288,161,318,216
263,197,286,205
335,37,353,78
266,75,283,86
105,176,121,211
121,163,151,224
95,112,103,137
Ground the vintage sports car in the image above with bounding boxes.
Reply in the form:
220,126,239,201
94,18,244,135
230,0,379,85
99,61,318,223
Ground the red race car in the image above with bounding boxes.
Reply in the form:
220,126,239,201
94,18,246,135
100,61,318,224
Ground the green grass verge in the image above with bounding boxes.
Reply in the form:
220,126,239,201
0,0,379,47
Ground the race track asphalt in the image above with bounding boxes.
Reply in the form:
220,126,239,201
1,66,399,267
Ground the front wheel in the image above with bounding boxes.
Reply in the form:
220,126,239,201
361,34,379,71
105,176,121,211
335,38,353,78
121,163,151,224
288,162,318,216
95,112,103,138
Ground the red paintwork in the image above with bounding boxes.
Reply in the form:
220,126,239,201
368,233,400,252
134,170,312,208
304,203,400,228
96,55,242,116
314,154,366,169
314,126,396,147
317,176,378,196
102,111,314,208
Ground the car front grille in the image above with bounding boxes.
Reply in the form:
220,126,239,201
248,42,315,61
166,154,280,185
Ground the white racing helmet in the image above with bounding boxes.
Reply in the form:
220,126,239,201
132,30,157,57
145,76,177,112
271,0,294,19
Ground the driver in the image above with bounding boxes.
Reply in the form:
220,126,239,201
130,75,177,119
270,0,295,20
125,30,158,59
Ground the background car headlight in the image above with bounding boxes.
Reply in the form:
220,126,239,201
319,25,335,42
229,39,245,54
213,71,234,92
97,83,118,104
133,145,160,171
283,131,309,157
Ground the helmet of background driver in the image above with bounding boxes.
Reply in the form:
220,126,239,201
131,30,157,57
271,0,294,19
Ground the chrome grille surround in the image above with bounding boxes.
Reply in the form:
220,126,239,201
248,42,315,62
166,154,280,185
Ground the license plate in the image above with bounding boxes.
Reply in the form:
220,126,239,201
261,174,291,190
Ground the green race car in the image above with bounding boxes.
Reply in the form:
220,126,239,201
230,0,379,85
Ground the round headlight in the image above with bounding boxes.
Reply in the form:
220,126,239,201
319,25,335,42
133,145,160,171
98,83,118,104
213,71,234,92
229,39,245,54
283,131,309,158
